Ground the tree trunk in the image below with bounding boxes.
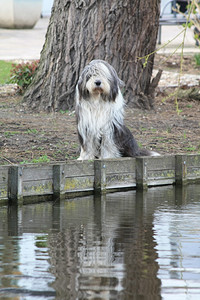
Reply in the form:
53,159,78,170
24,0,161,112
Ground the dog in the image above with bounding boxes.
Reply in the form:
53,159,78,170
75,60,160,160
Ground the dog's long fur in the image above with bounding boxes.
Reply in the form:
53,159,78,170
75,60,160,160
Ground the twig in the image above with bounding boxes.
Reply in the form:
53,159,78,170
174,0,196,114
137,28,186,65
1,156,15,165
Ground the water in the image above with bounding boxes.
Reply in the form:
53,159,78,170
0,184,200,300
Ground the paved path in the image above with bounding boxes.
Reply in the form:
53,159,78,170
0,18,49,60
0,17,199,61
157,25,200,54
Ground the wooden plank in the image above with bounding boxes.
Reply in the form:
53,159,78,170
0,166,9,200
8,166,23,204
8,165,54,203
106,173,136,189
146,156,175,186
100,158,136,174
53,163,95,196
94,158,136,193
1,154,199,203
181,155,200,182
0,184,8,200
63,176,94,192
147,156,175,186
53,164,64,196
94,160,106,194
146,156,175,171
62,161,94,177
136,158,148,189
22,164,53,181
184,155,200,167
136,156,175,188
187,167,200,181
22,179,53,196
175,155,200,184
147,169,175,184
21,165,53,198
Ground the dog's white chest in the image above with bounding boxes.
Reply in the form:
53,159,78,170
79,99,115,137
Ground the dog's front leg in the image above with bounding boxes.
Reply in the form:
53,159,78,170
77,146,96,160
99,136,121,159
77,130,96,160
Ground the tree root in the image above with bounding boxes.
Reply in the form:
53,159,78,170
177,86,200,101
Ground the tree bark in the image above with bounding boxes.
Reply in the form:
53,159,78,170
24,0,161,112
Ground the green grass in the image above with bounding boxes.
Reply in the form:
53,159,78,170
184,146,197,152
25,128,38,134
194,53,200,66
4,131,20,137
0,60,13,84
20,155,50,164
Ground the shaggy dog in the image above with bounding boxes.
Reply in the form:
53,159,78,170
75,60,160,160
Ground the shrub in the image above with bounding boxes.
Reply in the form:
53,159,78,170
10,60,39,93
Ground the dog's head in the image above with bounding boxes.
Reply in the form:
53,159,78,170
76,60,124,102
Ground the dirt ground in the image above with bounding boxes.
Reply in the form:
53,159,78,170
0,54,199,165
154,53,200,75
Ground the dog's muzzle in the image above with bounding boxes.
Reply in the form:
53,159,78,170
93,79,103,93
95,80,102,87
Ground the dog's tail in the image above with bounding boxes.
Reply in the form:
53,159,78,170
137,148,160,157
114,125,161,157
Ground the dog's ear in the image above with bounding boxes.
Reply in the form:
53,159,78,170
110,86,118,102
109,78,119,101
77,77,90,101
77,78,86,101
77,78,83,97
104,61,125,88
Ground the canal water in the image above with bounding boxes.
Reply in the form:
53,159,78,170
0,184,200,299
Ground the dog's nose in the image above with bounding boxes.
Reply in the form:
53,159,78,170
95,80,101,86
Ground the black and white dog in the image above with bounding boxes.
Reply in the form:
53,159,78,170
75,60,160,160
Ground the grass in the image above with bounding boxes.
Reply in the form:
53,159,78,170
20,155,50,164
25,128,38,134
184,146,197,152
194,53,200,66
4,131,20,137
0,60,13,84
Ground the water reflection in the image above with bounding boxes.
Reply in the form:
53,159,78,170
49,192,161,299
154,185,200,300
0,184,199,299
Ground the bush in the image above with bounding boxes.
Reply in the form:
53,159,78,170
10,60,39,93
